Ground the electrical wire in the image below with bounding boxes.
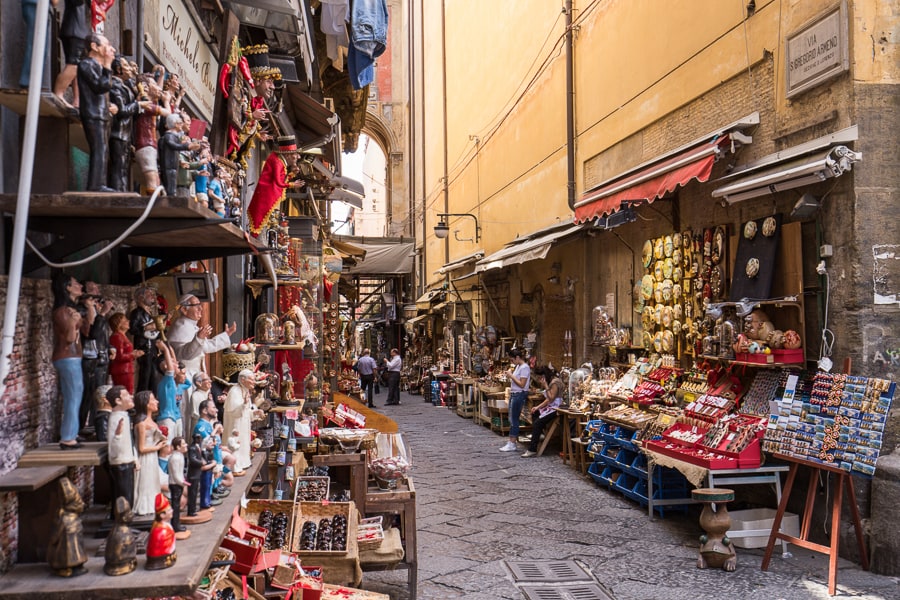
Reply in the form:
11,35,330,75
25,186,165,268
820,269,834,361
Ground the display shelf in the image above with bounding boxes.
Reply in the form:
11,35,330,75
0,453,266,600
588,419,691,517
363,478,417,600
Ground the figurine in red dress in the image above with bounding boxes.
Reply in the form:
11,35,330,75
246,135,305,235
108,312,143,394
146,493,176,570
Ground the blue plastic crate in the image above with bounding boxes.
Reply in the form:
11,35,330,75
587,461,609,488
631,453,648,477
614,427,640,452
612,473,637,496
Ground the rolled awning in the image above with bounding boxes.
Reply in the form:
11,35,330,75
436,250,484,275
574,136,731,223
474,223,585,273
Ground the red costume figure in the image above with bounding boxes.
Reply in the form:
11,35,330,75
222,42,280,163
246,135,305,235
91,0,115,32
108,312,142,394
145,494,176,570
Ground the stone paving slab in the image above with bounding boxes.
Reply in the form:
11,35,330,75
359,393,900,599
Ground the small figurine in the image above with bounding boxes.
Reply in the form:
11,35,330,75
76,32,118,192
168,436,191,539
167,293,237,379
79,280,113,436
47,477,88,577
132,71,171,194
107,385,137,509
52,273,92,449
186,433,204,516
108,56,147,191
104,496,137,576
158,113,200,197
246,135,306,235
108,312,142,394
227,428,241,454
54,0,90,105
93,383,111,442
224,370,255,472
128,285,160,393
133,390,166,516
145,494,177,570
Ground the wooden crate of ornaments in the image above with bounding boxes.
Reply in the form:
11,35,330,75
293,476,330,502
291,501,357,557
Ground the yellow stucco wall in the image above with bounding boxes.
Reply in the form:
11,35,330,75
418,0,898,282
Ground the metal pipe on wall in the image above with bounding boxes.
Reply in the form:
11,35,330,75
565,0,576,210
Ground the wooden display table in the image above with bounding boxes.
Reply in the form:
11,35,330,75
363,478,417,600
556,408,588,466
0,452,266,599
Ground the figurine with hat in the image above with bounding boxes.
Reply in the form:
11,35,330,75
246,135,307,235
47,477,88,577
146,493,177,570
226,42,281,162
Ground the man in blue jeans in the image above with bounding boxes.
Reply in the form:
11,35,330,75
500,349,531,452
356,348,378,408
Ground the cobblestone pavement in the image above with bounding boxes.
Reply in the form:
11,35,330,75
360,391,899,599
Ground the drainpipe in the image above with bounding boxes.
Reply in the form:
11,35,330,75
440,0,450,275
0,0,51,397
565,0,576,210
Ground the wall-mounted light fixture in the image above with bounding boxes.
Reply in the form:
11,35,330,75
434,213,481,242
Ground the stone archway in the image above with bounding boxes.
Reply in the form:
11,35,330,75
359,109,408,238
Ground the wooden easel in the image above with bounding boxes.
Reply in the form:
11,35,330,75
760,454,869,595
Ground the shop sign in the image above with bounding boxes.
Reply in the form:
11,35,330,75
785,2,849,99
148,0,218,120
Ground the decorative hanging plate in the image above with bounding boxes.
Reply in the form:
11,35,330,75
674,303,683,320
662,330,675,352
661,305,673,328
673,248,682,267
654,238,665,260
654,262,665,282
673,281,683,299
642,239,653,268
672,265,683,283
762,216,777,237
746,257,760,278
662,258,674,279
640,274,654,301
712,227,726,265
673,232,682,249
661,279,674,303
744,220,757,240
664,235,674,257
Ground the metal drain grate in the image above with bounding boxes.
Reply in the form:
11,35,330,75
506,560,593,583
520,583,615,600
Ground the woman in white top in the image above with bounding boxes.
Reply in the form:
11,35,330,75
522,366,563,457
500,349,531,452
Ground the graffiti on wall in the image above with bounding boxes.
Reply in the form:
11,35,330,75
873,245,900,306
862,323,899,380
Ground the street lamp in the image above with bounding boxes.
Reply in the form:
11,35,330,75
434,213,481,242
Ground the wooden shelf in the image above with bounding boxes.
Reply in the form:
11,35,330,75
0,453,266,600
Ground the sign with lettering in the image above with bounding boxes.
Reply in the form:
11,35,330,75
785,2,849,99
150,0,218,120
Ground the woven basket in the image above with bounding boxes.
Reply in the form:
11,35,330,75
291,501,355,556
223,351,255,379
357,516,384,551
242,499,296,552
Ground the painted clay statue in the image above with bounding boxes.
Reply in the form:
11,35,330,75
224,370,255,472
77,32,118,192
246,135,306,235
47,477,88,577
107,385,137,510
145,494,177,570
51,273,92,449
104,496,137,575
158,113,200,197
133,390,165,516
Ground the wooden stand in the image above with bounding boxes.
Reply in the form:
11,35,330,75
760,454,869,595
363,478,417,600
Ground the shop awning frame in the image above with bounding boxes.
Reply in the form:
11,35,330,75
711,145,862,205
436,249,485,275
474,223,586,273
574,112,759,223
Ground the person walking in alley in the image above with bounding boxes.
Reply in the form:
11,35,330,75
385,348,402,405
356,348,378,408
522,365,563,457
500,349,531,452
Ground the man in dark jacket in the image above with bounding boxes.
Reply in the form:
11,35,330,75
158,113,200,197
76,32,117,192
108,56,148,191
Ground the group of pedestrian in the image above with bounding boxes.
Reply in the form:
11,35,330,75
354,347,403,408
500,349,563,457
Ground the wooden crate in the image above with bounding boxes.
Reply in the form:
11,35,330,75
293,476,330,502
292,501,356,556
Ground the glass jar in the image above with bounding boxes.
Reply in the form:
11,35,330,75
255,313,280,344
566,367,591,409
592,305,614,344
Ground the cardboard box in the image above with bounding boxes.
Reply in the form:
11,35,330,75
727,508,800,548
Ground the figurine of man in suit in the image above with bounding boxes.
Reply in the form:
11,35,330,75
76,32,118,192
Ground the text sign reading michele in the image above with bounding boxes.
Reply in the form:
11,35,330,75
158,0,218,120
785,2,849,99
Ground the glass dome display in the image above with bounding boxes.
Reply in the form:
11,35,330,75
592,305,615,344
565,367,592,410
368,433,412,490
255,312,281,344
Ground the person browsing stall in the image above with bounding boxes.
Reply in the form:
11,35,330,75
356,348,378,408
522,365,563,457
500,349,531,452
